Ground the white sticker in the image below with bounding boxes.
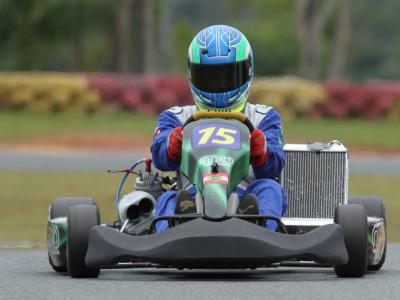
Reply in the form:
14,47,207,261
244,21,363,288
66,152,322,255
199,155,234,167
255,104,271,114
169,106,183,114
203,173,229,185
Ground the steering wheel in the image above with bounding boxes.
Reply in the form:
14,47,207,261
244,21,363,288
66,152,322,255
182,111,255,132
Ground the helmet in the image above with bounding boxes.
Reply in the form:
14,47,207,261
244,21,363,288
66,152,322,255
187,25,254,112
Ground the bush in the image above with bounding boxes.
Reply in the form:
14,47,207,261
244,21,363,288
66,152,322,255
87,74,192,114
317,81,400,120
0,73,100,113
249,76,327,118
1,72,400,120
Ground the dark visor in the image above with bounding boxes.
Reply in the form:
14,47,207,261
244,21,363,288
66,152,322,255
189,60,251,93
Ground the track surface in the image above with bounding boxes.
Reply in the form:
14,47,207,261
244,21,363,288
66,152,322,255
1,150,400,175
1,244,399,300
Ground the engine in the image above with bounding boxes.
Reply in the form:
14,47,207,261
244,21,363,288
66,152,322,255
118,161,163,235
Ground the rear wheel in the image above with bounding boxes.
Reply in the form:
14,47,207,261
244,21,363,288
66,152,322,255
334,204,368,278
50,197,96,218
67,204,100,278
48,197,96,273
349,195,387,271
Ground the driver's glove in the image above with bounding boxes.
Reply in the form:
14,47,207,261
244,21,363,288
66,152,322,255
250,129,269,167
167,127,183,161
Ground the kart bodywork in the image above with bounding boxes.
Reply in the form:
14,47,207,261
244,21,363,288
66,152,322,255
47,111,386,277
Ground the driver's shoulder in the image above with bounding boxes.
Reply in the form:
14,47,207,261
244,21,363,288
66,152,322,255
165,105,197,125
244,103,275,128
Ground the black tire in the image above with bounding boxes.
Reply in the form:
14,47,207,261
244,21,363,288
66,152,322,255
48,197,96,273
48,254,67,273
67,204,100,278
50,197,96,218
334,204,368,278
349,195,387,271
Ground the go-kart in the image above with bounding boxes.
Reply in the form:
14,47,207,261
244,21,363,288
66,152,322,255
47,111,387,278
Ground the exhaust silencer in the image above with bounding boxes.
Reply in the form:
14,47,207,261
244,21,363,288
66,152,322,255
118,191,156,223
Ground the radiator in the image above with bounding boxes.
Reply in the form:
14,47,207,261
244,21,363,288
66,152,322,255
281,142,348,219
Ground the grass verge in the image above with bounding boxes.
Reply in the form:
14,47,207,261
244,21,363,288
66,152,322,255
0,110,399,151
0,171,124,242
349,175,400,241
0,110,157,143
0,171,398,243
284,118,400,151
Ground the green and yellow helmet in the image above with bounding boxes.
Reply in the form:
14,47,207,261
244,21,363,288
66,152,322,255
187,25,254,112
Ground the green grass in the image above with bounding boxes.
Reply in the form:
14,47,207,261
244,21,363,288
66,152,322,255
0,171,130,242
0,110,399,150
0,171,399,243
349,176,400,241
0,110,157,142
284,118,400,150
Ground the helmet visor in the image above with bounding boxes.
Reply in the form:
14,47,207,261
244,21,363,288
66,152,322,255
189,60,251,93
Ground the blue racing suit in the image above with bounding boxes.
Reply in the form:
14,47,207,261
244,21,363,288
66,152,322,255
151,103,287,232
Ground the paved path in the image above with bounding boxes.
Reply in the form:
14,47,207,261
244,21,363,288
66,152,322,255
0,150,144,171
0,245,399,300
1,150,400,175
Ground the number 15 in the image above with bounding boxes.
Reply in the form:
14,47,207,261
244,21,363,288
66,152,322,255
198,127,237,145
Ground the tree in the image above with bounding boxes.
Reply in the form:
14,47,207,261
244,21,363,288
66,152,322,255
107,0,134,73
131,0,154,73
296,0,337,79
327,0,350,79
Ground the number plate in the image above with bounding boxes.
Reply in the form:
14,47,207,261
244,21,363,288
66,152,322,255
192,123,240,150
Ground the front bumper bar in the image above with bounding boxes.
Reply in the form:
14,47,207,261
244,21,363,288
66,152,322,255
86,218,348,269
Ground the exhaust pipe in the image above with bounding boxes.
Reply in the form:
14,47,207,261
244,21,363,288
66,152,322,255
118,191,156,223
139,198,154,216
126,204,141,221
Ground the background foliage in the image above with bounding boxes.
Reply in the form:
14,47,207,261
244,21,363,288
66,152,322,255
0,0,399,80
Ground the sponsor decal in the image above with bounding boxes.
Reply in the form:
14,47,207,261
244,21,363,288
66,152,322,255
203,173,229,185
169,106,183,114
256,104,271,114
199,155,234,167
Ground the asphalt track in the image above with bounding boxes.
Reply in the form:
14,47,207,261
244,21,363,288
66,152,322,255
1,245,399,300
1,150,400,175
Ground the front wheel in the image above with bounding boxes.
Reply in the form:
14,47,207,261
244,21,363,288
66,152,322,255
67,204,100,278
48,197,96,273
349,195,387,271
334,204,368,278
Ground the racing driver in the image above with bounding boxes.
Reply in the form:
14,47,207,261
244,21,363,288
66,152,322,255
151,25,287,232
